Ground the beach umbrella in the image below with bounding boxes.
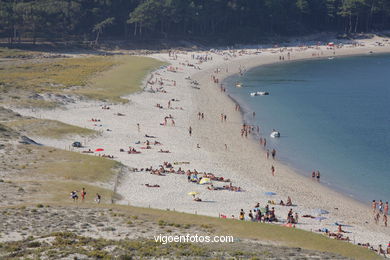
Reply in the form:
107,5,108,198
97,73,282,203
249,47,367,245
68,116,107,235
264,192,276,196
95,148,104,152
199,178,211,185
188,192,199,196
314,209,329,215
314,216,327,221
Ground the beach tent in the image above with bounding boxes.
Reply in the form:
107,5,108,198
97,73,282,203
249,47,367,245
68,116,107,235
72,141,82,148
199,178,211,185
314,209,329,215
314,216,327,221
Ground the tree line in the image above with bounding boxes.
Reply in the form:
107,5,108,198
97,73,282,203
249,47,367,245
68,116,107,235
1,0,390,44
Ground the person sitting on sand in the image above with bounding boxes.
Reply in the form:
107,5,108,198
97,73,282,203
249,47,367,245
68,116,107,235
286,196,292,206
194,197,202,202
279,200,285,206
145,184,160,188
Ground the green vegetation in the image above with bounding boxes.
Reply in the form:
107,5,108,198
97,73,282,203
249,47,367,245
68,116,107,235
0,54,163,106
4,145,121,204
0,56,116,92
4,118,95,138
0,0,390,44
0,47,34,58
0,233,239,259
95,205,380,260
31,146,120,183
77,55,165,102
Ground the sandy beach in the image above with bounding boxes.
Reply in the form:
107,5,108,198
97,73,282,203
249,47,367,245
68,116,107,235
10,36,390,252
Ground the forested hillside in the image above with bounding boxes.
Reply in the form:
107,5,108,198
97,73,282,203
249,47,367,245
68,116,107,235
1,0,390,44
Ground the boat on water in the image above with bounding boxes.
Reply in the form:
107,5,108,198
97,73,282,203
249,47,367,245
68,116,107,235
270,130,280,138
250,91,269,96
235,82,243,88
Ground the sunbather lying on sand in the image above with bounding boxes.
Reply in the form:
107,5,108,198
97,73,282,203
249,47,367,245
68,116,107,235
159,149,170,153
145,184,160,188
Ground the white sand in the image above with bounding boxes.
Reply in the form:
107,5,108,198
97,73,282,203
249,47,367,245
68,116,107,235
11,36,390,250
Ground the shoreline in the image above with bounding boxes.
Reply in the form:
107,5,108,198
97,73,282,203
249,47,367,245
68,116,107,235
7,37,390,250
219,52,390,206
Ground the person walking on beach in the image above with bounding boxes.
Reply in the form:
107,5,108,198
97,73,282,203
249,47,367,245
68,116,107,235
137,123,140,132
384,214,388,227
266,149,269,159
271,165,275,176
375,212,380,224
316,171,320,181
271,149,276,160
188,126,192,136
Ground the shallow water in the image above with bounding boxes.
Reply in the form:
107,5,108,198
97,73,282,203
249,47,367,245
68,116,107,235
225,54,390,203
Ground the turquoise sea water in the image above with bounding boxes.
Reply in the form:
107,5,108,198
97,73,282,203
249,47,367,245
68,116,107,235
224,54,390,203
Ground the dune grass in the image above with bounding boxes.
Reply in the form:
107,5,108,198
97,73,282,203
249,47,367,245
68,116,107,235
0,56,116,92
76,55,165,102
0,47,35,58
4,118,95,139
90,205,379,260
30,146,120,183
0,54,164,107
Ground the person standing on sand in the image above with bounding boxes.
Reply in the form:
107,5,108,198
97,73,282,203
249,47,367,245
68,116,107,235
383,214,387,227
271,165,275,176
372,200,378,213
266,149,269,159
252,111,256,118
316,171,320,181
271,149,276,160
239,209,245,220
263,138,267,147
188,126,192,136
379,200,384,214
385,201,389,215
81,188,86,201
137,123,140,132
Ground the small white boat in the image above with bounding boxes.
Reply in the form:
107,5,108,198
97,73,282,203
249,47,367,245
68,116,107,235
235,82,243,88
270,130,280,138
250,91,269,96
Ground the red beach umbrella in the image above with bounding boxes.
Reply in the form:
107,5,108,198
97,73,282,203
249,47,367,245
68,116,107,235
95,148,104,152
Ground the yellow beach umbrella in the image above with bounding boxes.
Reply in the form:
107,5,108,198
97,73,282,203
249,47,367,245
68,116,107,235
188,192,199,196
